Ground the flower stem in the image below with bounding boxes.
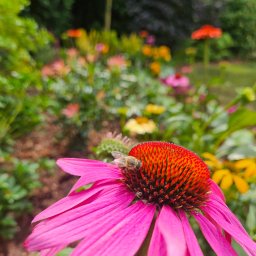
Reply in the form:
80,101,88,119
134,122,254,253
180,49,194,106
204,39,210,68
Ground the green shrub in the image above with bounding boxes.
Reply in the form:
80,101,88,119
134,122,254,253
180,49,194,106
0,0,51,145
220,0,256,57
0,154,41,239
0,0,50,75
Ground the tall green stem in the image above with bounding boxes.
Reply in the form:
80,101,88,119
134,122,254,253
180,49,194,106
203,39,210,68
104,0,113,31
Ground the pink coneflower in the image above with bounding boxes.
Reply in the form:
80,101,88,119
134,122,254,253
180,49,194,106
161,73,191,94
107,55,127,69
24,142,256,255
62,103,80,118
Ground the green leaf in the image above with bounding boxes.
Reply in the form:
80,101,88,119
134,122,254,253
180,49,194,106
228,108,256,131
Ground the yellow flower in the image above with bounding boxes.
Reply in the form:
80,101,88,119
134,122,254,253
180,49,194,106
234,159,256,178
202,153,222,169
145,104,166,115
124,117,157,135
157,46,171,61
142,45,152,56
185,47,197,56
203,153,254,193
149,62,161,76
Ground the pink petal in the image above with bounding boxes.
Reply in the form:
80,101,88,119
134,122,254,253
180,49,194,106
178,210,203,256
25,184,134,251
71,202,155,256
57,158,121,178
148,220,167,256
203,194,256,255
68,177,120,195
40,245,66,256
152,206,188,256
193,213,237,256
32,181,116,223
209,179,225,201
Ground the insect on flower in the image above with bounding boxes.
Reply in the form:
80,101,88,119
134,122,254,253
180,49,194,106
112,151,142,171
24,141,256,256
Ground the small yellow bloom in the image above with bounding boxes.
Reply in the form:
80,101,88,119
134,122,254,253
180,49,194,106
145,104,166,115
202,153,222,169
185,47,197,56
142,45,152,56
124,117,157,135
203,153,253,194
157,46,171,61
220,173,233,190
233,175,249,193
212,169,230,184
149,62,161,76
234,159,256,178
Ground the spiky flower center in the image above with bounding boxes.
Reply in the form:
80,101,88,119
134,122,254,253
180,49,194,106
123,142,210,211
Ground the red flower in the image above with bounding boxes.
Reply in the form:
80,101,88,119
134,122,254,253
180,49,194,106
66,29,82,38
191,25,222,40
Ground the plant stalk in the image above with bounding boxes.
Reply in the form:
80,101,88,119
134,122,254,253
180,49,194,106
104,0,113,31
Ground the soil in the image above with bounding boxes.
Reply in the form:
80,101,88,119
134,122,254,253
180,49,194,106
0,117,120,256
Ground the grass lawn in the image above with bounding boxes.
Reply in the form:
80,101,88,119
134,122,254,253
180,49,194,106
189,62,256,104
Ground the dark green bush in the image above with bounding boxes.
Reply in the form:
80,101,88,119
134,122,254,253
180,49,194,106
24,0,75,36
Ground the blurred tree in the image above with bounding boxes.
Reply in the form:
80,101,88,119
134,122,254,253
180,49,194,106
220,0,256,58
24,0,74,36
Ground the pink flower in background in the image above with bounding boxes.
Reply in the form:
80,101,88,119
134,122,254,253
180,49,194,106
24,142,256,255
41,60,70,77
227,105,238,114
95,43,109,54
62,103,80,118
161,73,191,94
66,48,79,58
107,55,127,69
146,35,156,45
41,65,55,77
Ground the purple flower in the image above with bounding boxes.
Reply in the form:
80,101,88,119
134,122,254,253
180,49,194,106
146,35,156,45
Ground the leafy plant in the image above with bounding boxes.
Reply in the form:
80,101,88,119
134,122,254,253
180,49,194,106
0,154,41,239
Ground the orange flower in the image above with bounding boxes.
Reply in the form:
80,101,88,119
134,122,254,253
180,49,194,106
191,25,222,40
142,45,152,57
149,62,161,76
139,30,149,38
66,29,82,38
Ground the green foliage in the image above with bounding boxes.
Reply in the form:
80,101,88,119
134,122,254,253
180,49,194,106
0,0,51,145
0,154,41,239
220,0,256,57
0,0,51,75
